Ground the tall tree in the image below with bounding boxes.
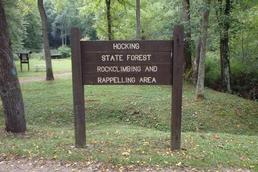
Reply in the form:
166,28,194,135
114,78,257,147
38,0,54,80
217,0,231,92
105,0,112,40
192,37,201,84
0,0,26,133
196,0,211,100
182,0,192,73
136,0,141,39
104,0,127,40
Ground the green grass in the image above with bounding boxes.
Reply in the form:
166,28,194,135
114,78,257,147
0,125,257,170
15,58,71,77
0,77,258,170
20,80,258,135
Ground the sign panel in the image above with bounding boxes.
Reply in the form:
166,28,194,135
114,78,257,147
81,41,173,85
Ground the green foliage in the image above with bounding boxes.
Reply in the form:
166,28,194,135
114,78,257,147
4,0,27,51
79,0,182,40
3,0,258,99
205,51,258,100
203,1,258,99
23,13,42,51
230,57,258,100
230,3,258,65
205,52,220,87
3,0,43,52
21,0,42,51
57,46,71,58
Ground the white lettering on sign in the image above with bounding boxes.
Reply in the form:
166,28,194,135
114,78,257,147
126,54,151,61
90,44,167,85
101,54,123,62
97,77,136,84
145,66,158,72
100,54,152,62
113,43,140,50
96,66,141,73
139,77,157,84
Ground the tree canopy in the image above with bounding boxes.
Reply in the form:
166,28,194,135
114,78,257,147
3,0,258,99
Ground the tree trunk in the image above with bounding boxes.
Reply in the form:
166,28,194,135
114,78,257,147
62,29,64,46
192,38,201,84
136,0,141,40
196,0,210,100
105,0,112,40
241,26,245,61
61,23,65,46
182,0,192,73
38,0,54,80
64,28,67,46
220,32,231,92
219,0,231,92
0,0,26,133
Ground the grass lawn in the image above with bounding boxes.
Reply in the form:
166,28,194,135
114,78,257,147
15,58,71,77
0,73,258,170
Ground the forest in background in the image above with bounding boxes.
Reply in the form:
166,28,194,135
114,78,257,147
4,0,258,100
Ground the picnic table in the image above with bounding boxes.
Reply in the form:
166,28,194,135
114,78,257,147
50,50,62,59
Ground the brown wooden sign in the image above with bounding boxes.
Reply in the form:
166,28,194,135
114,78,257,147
17,52,31,72
71,26,184,151
81,41,172,85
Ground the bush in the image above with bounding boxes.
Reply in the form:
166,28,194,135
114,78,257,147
230,58,258,100
205,52,220,88
30,52,43,59
58,46,71,58
204,52,258,100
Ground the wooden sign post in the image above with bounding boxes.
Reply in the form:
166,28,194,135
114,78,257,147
71,26,184,150
17,52,31,72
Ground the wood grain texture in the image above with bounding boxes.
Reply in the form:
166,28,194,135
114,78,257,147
71,28,86,148
81,40,172,52
171,25,184,150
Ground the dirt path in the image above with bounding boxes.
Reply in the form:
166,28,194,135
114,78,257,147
19,72,71,84
0,159,192,172
0,159,251,172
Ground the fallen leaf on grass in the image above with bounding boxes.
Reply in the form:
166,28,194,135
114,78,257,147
213,134,220,140
176,162,182,166
122,149,131,156
122,152,130,156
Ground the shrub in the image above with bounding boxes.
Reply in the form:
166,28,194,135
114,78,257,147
204,52,258,100
58,46,71,58
205,52,220,87
231,58,258,100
